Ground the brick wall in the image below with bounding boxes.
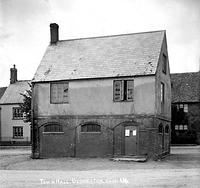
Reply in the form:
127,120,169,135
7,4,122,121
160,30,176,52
34,115,170,159
188,103,200,144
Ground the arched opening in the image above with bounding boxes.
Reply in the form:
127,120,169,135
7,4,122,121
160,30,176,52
158,123,164,151
40,122,68,158
76,122,112,157
165,125,169,134
158,123,163,133
113,121,139,156
44,123,63,132
81,123,101,133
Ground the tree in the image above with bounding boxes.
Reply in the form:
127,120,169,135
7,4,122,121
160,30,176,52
19,83,32,123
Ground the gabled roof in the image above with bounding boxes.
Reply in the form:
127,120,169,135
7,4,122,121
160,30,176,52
0,87,7,99
171,72,200,103
33,30,165,82
0,81,30,104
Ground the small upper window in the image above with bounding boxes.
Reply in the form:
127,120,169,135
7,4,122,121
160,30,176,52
162,54,167,74
184,125,188,130
176,104,188,113
183,104,188,113
81,123,101,133
50,82,69,104
44,124,63,132
13,107,23,120
113,80,134,102
161,82,165,113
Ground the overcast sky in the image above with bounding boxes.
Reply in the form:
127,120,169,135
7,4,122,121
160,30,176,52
0,0,200,86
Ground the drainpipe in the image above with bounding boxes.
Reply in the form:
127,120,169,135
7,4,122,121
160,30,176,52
31,83,37,158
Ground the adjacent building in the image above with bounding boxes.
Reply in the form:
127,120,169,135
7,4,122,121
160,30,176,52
31,23,171,159
171,72,200,144
0,65,31,145
0,87,7,140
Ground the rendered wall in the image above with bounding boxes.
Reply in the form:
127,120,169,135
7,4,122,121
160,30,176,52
155,34,171,120
154,34,171,156
0,104,30,141
33,76,155,117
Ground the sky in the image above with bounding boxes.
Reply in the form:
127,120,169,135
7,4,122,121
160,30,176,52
0,0,200,86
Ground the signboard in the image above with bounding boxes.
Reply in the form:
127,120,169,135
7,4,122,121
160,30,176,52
125,129,130,136
133,130,136,136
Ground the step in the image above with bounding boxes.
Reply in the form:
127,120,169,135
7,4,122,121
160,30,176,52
110,156,148,162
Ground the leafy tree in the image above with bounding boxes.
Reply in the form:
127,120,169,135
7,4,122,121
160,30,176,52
20,83,32,123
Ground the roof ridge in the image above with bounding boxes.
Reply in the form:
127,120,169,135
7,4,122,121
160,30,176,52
16,80,31,82
171,72,199,75
56,30,166,43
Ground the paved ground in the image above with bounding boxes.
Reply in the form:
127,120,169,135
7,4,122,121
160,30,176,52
0,146,200,187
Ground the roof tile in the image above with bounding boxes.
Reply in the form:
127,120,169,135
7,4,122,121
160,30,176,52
0,81,31,104
171,72,200,103
33,31,165,82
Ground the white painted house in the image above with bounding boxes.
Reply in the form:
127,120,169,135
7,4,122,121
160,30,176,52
0,65,31,145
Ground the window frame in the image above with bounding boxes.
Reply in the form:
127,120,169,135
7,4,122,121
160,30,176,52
50,81,69,104
161,82,165,112
162,53,167,74
81,123,101,133
13,107,23,120
176,103,188,113
174,124,188,131
43,123,64,133
113,79,134,102
13,126,23,139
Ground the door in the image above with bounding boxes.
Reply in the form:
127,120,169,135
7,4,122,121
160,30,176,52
125,126,137,156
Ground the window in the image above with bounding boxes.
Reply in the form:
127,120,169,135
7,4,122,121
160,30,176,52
162,54,167,74
13,127,23,138
175,124,188,131
183,105,188,113
179,125,183,130
50,82,69,103
175,125,179,130
176,104,188,113
44,124,63,132
81,123,101,132
161,83,164,103
165,125,169,134
158,124,163,133
161,82,165,112
13,107,23,119
113,80,134,102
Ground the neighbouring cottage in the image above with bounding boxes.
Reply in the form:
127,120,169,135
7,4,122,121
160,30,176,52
31,23,171,159
171,72,200,144
0,65,31,145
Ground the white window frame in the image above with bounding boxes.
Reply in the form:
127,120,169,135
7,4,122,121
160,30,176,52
13,126,23,139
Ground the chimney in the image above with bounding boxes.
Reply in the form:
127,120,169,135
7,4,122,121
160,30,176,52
50,23,59,44
10,64,17,84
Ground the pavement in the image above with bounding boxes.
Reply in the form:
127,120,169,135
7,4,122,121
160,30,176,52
0,146,200,187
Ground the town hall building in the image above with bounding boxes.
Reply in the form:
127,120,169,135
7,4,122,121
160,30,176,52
31,23,171,159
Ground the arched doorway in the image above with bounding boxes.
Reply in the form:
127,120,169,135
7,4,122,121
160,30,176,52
124,124,138,156
114,121,139,156
75,122,112,157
